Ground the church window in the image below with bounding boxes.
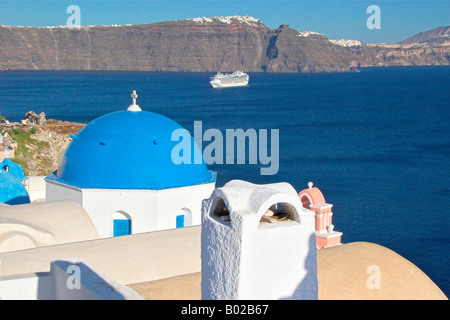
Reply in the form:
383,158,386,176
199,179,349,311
113,219,131,237
176,215,184,228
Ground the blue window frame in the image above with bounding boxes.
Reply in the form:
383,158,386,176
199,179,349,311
114,219,131,237
176,215,184,228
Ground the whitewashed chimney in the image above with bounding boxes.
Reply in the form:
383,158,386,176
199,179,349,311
201,180,318,300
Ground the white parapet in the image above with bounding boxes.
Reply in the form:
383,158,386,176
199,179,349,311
201,180,318,300
24,176,47,202
0,258,143,300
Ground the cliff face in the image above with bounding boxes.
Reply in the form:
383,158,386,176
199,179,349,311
361,43,450,67
399,26,450,44
0,17,448,73
261,25,360,73
0,17,270,72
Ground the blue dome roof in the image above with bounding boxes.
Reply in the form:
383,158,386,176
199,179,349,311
0,169,30,205
46,110,215,190
0,158,26,180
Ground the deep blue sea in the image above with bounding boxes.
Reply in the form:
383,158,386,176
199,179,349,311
1,67,449,297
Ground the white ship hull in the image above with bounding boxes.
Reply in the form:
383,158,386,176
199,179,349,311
210,79,249,88
210,71,249,88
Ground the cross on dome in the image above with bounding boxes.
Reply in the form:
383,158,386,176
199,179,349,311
127,90,142,112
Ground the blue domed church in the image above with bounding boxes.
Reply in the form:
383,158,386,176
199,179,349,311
45,91,216,238
0,158,30,205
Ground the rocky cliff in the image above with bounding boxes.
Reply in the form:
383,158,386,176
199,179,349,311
399,26,450,44
260,25,359,73
2,119,85,176
0,16,270,72
356,42,450,67
0,16,448,73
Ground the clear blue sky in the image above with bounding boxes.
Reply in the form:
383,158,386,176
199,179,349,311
0,1,448,43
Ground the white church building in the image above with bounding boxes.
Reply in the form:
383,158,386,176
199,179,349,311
45,91,216,238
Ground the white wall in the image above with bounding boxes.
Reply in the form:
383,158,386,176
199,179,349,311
156,183,215,231
45,180,82,203
83,183,215,237
0,258,143,300
82,189,159,238
0,226,202,286
47,180,215,238
0,273,54,300
240,221,317,300
50,259,143,300
25,176,46,202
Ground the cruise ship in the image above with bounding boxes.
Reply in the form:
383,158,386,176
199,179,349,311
210,71,249,88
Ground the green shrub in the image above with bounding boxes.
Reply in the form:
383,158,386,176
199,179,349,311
12,127,24,135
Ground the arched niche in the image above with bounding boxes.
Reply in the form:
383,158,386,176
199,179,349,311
209,197,231,225
299,194,313,209
257,201,300,228
177,207,193,228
